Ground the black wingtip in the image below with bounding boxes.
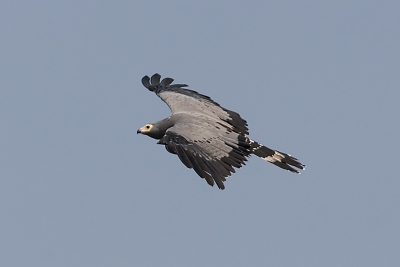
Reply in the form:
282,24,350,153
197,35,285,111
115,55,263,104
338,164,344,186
141,75,151,89
142,73,176,91
160,77,174,86
142,73,189,92
151,73,161,85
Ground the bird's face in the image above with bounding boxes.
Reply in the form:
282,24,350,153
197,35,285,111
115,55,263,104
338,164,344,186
137,123,165,139
137,123,153,135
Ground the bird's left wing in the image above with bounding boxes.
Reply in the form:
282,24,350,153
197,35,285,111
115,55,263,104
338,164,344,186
157,123,250,189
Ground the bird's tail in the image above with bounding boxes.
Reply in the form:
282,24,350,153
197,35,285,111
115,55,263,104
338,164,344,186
248,139,305,173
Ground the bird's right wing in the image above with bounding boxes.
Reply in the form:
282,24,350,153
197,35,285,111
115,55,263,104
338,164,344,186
141,73,249,135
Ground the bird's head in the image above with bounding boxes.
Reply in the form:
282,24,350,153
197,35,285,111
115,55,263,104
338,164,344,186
137,123,165,139
137,123,153,135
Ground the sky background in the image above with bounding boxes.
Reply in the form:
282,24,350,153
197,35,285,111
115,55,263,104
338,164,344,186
1,1,399,266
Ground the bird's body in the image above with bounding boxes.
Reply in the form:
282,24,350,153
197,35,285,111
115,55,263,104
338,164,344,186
137,74,305,189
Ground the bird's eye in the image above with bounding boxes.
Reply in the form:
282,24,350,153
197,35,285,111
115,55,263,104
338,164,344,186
146,125,150,129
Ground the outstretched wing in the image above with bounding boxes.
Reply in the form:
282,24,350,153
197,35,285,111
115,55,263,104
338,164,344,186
142,73,248,135
157,123,251,189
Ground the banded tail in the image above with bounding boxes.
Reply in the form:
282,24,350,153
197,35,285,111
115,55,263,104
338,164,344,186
248,139,305,173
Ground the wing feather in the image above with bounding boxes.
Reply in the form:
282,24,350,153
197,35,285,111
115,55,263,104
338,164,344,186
174,144,193,169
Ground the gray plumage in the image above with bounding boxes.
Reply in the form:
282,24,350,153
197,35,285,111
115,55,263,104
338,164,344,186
137,73,305,189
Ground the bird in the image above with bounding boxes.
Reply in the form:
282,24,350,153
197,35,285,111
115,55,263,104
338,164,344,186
137,73,305,189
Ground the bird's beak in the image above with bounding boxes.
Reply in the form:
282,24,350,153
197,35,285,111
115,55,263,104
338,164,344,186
137,128,141,134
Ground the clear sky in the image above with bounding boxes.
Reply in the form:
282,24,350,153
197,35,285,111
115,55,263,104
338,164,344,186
1,1,399,266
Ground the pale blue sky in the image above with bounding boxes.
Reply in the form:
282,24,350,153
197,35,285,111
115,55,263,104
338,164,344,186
1,1,399,266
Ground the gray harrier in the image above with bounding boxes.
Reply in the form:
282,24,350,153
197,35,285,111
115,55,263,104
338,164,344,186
137,74,305,189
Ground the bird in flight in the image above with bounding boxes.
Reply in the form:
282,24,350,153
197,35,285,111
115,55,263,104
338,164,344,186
137,74,305,189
